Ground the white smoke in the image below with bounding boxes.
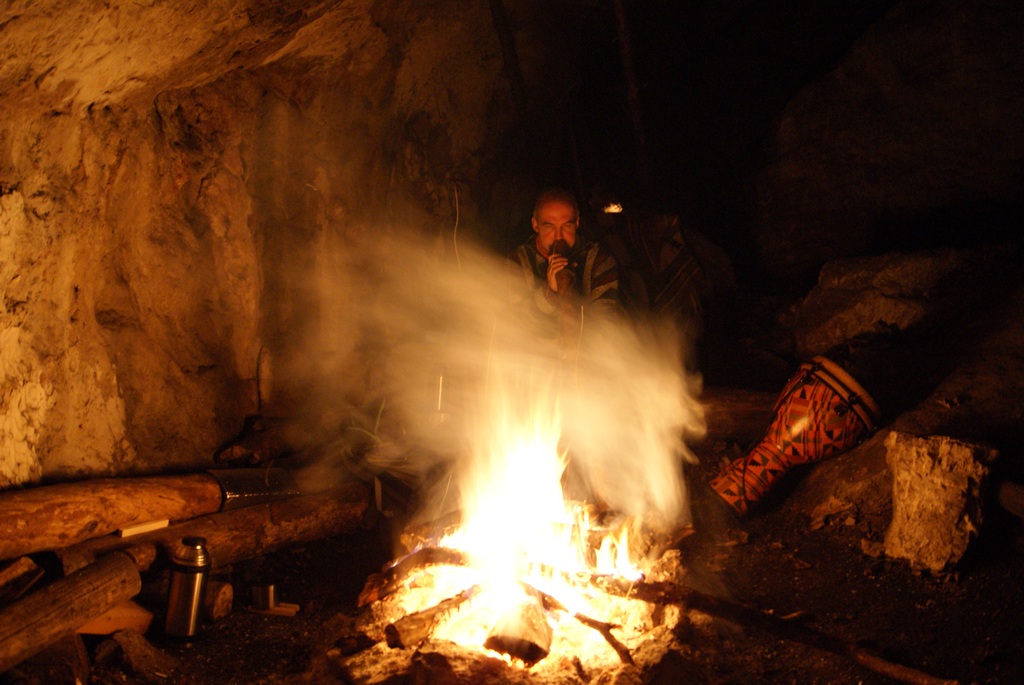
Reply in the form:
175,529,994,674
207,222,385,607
325,226,707,533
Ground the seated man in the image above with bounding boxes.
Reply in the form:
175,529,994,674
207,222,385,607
509,188,622,349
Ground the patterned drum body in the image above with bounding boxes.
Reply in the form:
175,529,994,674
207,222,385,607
710,356,880,515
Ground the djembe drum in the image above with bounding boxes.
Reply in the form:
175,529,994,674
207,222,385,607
710,355,881,516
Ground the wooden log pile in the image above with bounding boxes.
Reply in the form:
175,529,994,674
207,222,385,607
0,473,371,677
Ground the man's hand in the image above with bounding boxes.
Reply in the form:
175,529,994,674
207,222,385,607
546,254,570,291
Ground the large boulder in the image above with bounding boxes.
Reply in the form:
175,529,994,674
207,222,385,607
751,0,1024,281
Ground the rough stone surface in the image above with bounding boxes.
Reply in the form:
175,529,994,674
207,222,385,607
883,431,997,572
1,1,573,485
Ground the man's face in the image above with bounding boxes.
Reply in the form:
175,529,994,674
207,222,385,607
532,200,578,252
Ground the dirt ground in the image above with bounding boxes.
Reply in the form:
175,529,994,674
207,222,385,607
73,448,1024,685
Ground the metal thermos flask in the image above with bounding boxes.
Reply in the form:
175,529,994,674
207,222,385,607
164,536,210,638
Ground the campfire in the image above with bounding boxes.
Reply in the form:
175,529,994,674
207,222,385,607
360,508,679,668
318,233,710,679
336,358,700,681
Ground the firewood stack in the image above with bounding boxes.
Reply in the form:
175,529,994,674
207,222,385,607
0,470,370,679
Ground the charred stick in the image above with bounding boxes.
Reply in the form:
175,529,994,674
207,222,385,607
384,585,478,649
593,578,956,685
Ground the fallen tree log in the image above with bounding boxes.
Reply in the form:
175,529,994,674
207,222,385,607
698,387,777,444
0,551,141,674
56,482,371,572
0,468,300,562
0,474,221,562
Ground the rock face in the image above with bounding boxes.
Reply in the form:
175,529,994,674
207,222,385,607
0,1,577,485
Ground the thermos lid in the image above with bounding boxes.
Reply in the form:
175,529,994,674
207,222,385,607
172,536,211,567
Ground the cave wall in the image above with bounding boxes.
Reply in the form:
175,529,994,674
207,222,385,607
0,0,580,486
3,0,1022,487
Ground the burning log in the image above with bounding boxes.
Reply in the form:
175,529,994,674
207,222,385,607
385,585,478,649
532,585,634,666
0,468,301,562
358,546,470,606
593,577,957,685
0,551,142,674
483,596,553,666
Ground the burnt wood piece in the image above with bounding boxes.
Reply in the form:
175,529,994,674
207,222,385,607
699,387,779,444
384,585,478,649
105,628,179,681
594,578,957,685
358,546,470,607
0,474,223,561
398,511,463,553
56,483,371,572
0,551,142,674
483,597,553,666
